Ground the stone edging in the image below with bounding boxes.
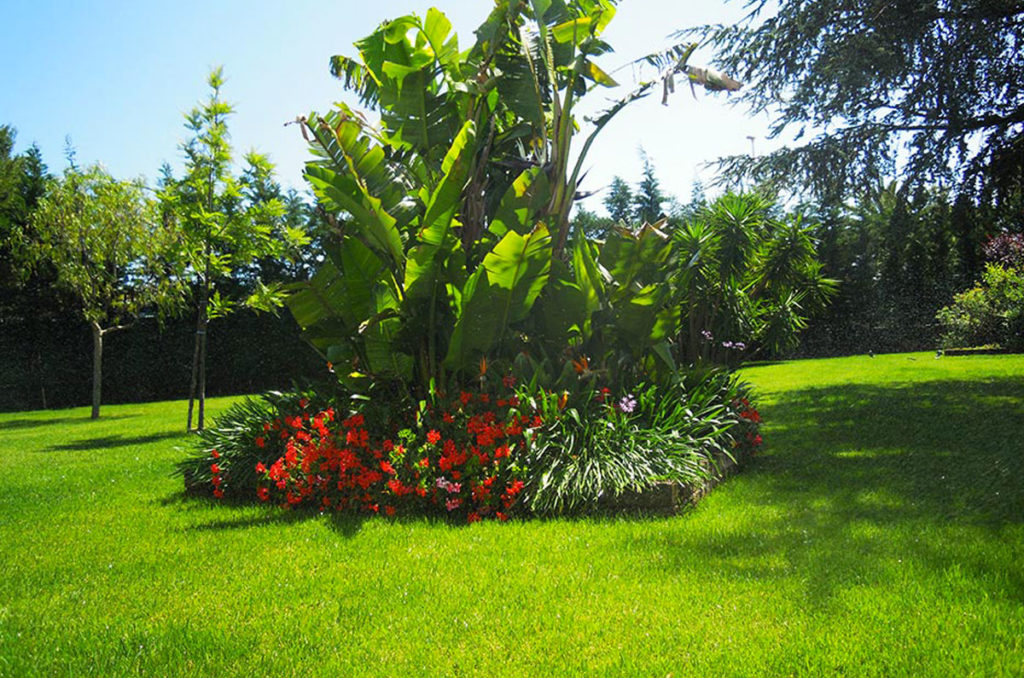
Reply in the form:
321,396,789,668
597,448,750,515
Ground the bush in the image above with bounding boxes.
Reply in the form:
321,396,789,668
937,264,1024,351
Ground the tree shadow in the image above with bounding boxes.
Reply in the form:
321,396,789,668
44,431,184,452
626,376,1024,608
0,413,137,431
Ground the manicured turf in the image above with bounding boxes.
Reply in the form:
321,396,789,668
1,353,1022,676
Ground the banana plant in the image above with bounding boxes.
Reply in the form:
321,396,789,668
287,2,718,394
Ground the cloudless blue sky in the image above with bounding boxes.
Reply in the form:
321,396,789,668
1,1,784,213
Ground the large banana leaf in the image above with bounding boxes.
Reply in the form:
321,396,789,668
445,224,552,370
489,167,551,238
286,236,400,371
404,120,477,302
304,113,407,270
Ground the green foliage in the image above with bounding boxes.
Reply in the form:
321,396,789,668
937,263,1024,351
672,192,836,364
520,370,757,514
27,164,179,417
632,150,666,224
603,175,633,223
290,2,703,395
0,126,62,319
685,1,1024,211
29,165,176,327
162,68,310,429
798,182,996,356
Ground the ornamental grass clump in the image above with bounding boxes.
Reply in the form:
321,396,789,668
519,370,763,514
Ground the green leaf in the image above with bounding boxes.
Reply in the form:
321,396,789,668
445,224,553,370
490,167,551,238
552,17,593,44
583,59,618,87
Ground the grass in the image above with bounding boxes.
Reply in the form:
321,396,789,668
1,352,1022,676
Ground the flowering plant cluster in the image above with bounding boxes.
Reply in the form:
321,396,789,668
733,397,764,456
241,384,538,523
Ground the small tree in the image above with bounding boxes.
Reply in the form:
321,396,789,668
29,165,176,419
163,68,307,431
603,176,634,223
633,150,666,224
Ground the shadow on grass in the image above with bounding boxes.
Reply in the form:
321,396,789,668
167,490,467,538
45,431,183,452
0,413,137,431
630,376,1024,607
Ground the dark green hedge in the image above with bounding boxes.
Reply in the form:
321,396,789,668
0,311,324,412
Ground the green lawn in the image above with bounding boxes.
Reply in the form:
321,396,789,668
1,352,1022,676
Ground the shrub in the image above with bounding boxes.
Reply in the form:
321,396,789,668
252,387,537,522
937,264,1024,351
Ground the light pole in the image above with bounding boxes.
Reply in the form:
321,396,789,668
746,135,756,157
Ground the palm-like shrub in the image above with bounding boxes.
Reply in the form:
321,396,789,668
671,192,836,364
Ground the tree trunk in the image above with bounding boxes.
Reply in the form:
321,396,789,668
186,316,201,432
90,321,102,419
197,316,208,431
34,349,47,409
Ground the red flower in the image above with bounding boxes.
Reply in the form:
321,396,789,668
427,429,441,445
211,476,222,488
255,461,266,474
496,511,508,522
255,436,265,448
213,489,224,499
467,512,481,524
385,505,396,517
299,398,309,409
502,375,516,388
380,460,396,475
210,463,221,475
257,487,269,501
211,450,220,459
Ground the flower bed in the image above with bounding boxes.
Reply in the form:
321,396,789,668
180,374,763,522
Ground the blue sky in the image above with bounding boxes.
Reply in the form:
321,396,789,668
1,1,784,213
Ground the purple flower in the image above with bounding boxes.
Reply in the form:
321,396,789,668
618,394,637,413
734,342,747,351
722,341,734,349
701,330,713,341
